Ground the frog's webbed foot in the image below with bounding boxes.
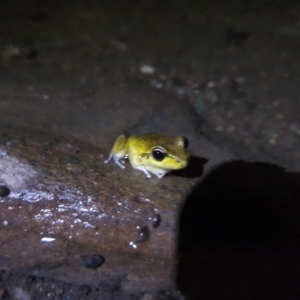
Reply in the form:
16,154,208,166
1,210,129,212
155,173,165,179
150,169,167,179
142,169,151,178
134,165,151,178
104,153,112,164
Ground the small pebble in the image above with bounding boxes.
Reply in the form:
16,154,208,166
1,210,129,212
81,254,105,269
269,138,277,145
137,226,150,242
140,64,155,74
0,185,10,197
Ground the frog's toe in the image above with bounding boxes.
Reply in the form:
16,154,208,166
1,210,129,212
156,173,165,179
143,170,151,178
104,154,112,164
135,166,151,178
152,170,166,179
114,158,126,169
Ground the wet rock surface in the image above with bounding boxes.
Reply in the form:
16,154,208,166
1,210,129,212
0,124,196,298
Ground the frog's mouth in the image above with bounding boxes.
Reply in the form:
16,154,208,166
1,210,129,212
168,153,180,162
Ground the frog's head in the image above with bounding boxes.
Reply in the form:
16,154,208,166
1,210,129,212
144,136,190,171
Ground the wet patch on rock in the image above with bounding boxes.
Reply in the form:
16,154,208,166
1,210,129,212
0,147,37,190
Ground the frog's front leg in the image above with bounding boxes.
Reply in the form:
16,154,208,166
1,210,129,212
104,135,128,169
152,171,166,179
128,148,152,178
133,165,152,178
147,166,168,179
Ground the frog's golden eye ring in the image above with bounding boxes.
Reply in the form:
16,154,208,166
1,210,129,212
152,147,166,161
183,136,189,149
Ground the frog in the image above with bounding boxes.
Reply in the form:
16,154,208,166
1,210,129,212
104,133,189,178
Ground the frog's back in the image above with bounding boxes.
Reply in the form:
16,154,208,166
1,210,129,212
127,133,176,152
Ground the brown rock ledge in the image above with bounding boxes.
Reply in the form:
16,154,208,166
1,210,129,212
0,125,198,296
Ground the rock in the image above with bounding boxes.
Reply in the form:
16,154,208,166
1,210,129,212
12,287,31,300
0,125,197,296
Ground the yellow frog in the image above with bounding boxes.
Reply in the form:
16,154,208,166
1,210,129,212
104,133,189,178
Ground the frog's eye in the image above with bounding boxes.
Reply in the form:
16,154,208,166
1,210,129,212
152,147,166,161
183,137,189,149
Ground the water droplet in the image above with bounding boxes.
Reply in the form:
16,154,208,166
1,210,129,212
137,226,150,242
129,241,137,249
81,254,105,269
41,237,56,242
151,214,161,228
0,185,10,197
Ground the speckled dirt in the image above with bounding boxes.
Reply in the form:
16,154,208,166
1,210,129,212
0,0,300,299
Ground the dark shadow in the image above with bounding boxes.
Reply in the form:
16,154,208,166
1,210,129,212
177,161,300,300
172,156,208,178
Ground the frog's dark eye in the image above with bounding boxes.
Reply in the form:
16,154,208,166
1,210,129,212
152,147,165,161
183,137,189,149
